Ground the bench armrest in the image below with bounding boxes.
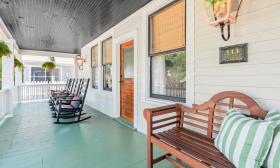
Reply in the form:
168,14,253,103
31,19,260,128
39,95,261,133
144,104,193,136
144,104,180,119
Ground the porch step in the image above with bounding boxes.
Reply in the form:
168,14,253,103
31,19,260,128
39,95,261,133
114,117,136,131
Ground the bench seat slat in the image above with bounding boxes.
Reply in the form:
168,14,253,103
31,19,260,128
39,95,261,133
172,127,213,144
169,130,214,149
164,131,223,156
155,133,225,168
164,134,232,167
154,127,235,168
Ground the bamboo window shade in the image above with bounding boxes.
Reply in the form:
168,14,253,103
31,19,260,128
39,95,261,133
150,0,185,54
91,45,98,67
102,37,112,65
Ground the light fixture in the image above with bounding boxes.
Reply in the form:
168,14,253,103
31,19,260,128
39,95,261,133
203,0,244,41
76,55,85,70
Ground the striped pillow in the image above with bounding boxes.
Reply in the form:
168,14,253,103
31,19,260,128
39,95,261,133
263,110,280,168
214,108,276,168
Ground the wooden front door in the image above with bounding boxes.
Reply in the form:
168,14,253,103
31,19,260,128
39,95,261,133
120,40,134,123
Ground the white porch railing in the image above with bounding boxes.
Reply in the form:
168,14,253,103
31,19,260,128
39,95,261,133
0,87,18,121
0,82,66,121
18,81,66,102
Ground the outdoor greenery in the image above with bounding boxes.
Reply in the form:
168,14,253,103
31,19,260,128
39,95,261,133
151,51,186,99
0,41,11,89
42,61,56,71
0,58,2,89
103,64,112,90
14,58,24,72
165,51,186,82
0,41,11,58
204,0,225,5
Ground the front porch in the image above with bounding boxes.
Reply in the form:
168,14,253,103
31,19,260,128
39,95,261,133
0,101,173,168
0,0,279,167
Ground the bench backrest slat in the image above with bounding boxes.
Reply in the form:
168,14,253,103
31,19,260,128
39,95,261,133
182,91,267,138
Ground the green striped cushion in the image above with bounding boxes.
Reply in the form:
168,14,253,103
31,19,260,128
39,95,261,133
263,110,280,168
214,108,276,168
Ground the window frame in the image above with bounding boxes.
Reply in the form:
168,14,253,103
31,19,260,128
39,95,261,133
148,0,186,102
91,67,98,89
102,64,112,91
0,58,2,90
91,44,98,89
102,37,113,91
30,66,61,82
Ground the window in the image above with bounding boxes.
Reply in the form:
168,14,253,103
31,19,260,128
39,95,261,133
91,45,98,89
149,0,186,102
31,67,61,82
0,58,2,89
31,67,45,81
102,37,112,91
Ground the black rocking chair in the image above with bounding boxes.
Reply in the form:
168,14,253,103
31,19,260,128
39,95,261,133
50,78,71,95
49,78,81,109
53,78,91,124
49,78,73,105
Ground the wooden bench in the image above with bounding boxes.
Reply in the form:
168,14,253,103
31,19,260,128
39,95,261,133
144,91,267,168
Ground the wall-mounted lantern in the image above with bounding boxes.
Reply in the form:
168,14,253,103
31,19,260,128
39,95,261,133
203,0,244,41
76,55,85,70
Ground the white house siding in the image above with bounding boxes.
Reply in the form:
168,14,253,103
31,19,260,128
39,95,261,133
78,0,280,134
194,0,280,111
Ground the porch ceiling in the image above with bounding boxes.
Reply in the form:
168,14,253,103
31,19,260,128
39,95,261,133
0,0,151,54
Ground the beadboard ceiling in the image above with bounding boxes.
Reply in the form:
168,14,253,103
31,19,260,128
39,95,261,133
0,0,151,53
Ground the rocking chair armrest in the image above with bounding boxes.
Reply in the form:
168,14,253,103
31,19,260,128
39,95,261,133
55,95,74,99
57,97,80,102
68,100,83,102
51,90,66,94
52,93,66,98
51,89,64,92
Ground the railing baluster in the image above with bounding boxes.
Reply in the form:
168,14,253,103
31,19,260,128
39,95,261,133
17,81,65,102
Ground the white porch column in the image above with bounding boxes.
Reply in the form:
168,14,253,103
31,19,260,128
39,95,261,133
14,67,22,86
2,39,15,90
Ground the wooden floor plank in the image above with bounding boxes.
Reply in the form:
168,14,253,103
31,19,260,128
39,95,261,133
0,102,176,168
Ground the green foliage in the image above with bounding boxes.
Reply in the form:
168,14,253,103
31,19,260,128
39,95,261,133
14,58,24,72
165,52,186,81
0,41,11,58
0,58,2,79
204,0,225,5
42,61,56,71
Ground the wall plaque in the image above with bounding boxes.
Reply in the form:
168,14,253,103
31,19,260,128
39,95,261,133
220,43,248,64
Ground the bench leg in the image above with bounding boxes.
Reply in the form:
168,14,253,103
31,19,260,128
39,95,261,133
147,139,153,168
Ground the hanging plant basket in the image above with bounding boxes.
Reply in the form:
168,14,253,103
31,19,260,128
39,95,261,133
42,61,56,71
0,41,11,58
14,58,24,72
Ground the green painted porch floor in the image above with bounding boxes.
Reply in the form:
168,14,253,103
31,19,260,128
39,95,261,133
0,102,175,168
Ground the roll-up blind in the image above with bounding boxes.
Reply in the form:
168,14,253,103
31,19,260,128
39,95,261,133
102,37,112,65
91,45,98,67
150,0,185,55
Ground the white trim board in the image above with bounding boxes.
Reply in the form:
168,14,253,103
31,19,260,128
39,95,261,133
113,30,139,129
